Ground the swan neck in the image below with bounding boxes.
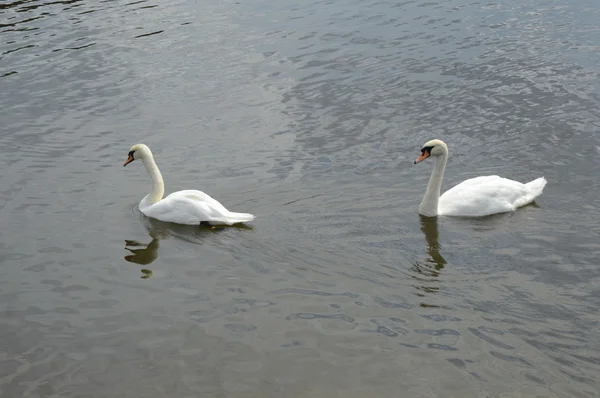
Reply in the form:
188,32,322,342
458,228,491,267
419,154,447,217
142,154,164,204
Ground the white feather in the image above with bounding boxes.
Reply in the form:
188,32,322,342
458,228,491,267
415,139,547,217
125,144,255,226
438,175,547,217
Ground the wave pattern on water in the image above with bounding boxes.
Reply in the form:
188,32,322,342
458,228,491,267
1,0,600,397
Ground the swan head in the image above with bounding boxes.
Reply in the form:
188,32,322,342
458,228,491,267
124,144,152,167
414,139,448,164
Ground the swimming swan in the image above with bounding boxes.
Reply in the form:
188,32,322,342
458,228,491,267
124,144,255,225
414,139,546,217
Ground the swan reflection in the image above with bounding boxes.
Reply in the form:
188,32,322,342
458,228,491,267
124,217,253,278
124,227,162,278
124,235,160,265
411,216,447,301
419,215,446,270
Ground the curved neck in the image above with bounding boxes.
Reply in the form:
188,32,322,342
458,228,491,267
419,154,447,217
142,154,164,204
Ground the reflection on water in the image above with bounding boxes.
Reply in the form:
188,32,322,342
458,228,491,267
419,215,447,270
2,0,600,396
124,236,160,266
124,216,254,278
141,216,253,241
411,216,447,304
124,226,161,278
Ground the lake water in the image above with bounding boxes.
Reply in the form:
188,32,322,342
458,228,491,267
1,0,600,396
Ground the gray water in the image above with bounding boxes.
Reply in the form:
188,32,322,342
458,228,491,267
1,0,600,396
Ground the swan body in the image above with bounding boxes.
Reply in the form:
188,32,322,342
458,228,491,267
414,139,546,217
124,144,255,225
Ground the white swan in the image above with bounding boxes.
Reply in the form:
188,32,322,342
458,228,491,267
414,139,547,217
124,144,255,226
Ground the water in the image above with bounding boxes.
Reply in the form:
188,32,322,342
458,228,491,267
1,0,600,396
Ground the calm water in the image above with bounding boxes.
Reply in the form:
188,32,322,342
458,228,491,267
1,0,600,396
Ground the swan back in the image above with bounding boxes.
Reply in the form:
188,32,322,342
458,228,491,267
438,175,546,216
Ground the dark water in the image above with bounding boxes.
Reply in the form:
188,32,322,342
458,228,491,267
1,0,600,396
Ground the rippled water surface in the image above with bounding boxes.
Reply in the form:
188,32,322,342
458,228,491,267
1,0,600,396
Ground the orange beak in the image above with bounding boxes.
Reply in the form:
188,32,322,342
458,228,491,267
414,151,430,164
123,154,134,167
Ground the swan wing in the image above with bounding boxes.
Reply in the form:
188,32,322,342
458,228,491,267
438,175,530,217
141,190,233,225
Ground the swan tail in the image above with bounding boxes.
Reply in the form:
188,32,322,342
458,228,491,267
227,212,256,224
525,177,547,199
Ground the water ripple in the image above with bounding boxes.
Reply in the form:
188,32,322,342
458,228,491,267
1,0,600,396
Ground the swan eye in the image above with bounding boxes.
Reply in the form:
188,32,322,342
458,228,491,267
124,150,136,166
422,146,434,155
